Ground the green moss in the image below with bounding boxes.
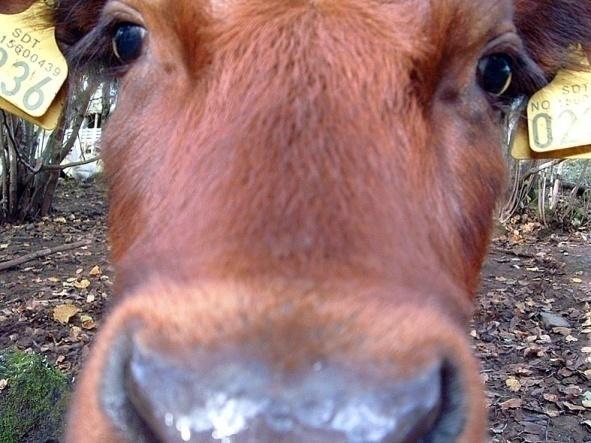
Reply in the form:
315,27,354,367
0,350,70,443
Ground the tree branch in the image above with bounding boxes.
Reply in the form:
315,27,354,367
522,160,564,181
0,239,93,272
43,156,102,171
0,110,41,173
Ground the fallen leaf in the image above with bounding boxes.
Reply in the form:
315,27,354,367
86,293,96,303
524,345,546,358
552,327,571,336
506,377,522,392
80,314,96,330
74,279,91,289
70,326,82,340
47,277,60,283
514,367,533,376
500,398,522,410
562,385,582,396
572,278,583,283
0,379,7,391
54,216,67,224
544,407,561,418
0,244,8,249
89,265,102,276
53,304,80,324
543,393,558,403
538,334,552,344
582,347,591,354
563,401,586,411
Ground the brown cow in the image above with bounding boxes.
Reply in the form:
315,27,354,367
3,0,591,442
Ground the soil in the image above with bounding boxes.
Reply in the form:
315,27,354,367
0,180,590,442
0,180,111,376
478,224,591,442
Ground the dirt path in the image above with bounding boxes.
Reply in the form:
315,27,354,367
0,181,111,374
0,181,590,442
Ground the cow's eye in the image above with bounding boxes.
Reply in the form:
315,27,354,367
112,23,146,63
477,54,513,96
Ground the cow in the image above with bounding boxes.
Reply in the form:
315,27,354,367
2,0,591,441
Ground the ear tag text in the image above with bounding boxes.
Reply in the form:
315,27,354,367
0,0,67,128
0,87,64,129
512,126,591,160
528,54,591,152
512,50,591,159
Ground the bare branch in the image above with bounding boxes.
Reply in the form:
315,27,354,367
43,156,102,171
0,111,41,173
522,160,564,181
0,239,93,272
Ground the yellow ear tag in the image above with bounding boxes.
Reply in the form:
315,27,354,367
0,0,67,127
0,87,65,129
512,50,591,159
512,125,591,160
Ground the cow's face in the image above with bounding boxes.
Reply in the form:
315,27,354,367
67,0,522,294
2,0,590,441
58,1,591,442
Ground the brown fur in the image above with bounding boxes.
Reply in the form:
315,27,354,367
514,0,591,74
4,0,591,440
0,0,34,14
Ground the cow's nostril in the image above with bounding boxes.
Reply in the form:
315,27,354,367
104,341,466,443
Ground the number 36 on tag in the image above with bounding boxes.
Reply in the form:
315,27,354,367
0,1,67,118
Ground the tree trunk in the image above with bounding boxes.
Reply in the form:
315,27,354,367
0,73,101,224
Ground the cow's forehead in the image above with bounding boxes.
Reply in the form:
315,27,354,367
115,0,514,27
111,0,516,61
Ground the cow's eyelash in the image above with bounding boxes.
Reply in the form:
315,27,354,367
67,18,136,76
508,53,547,97
477,31,547,110
70,23,548,97
482,50,547,114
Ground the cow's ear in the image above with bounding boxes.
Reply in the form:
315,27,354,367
54,0,106,47
515,0,591,76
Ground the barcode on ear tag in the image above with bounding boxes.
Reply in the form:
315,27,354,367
0,0,67,118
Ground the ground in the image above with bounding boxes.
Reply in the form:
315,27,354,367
0,180,590,442
479,225,591,442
